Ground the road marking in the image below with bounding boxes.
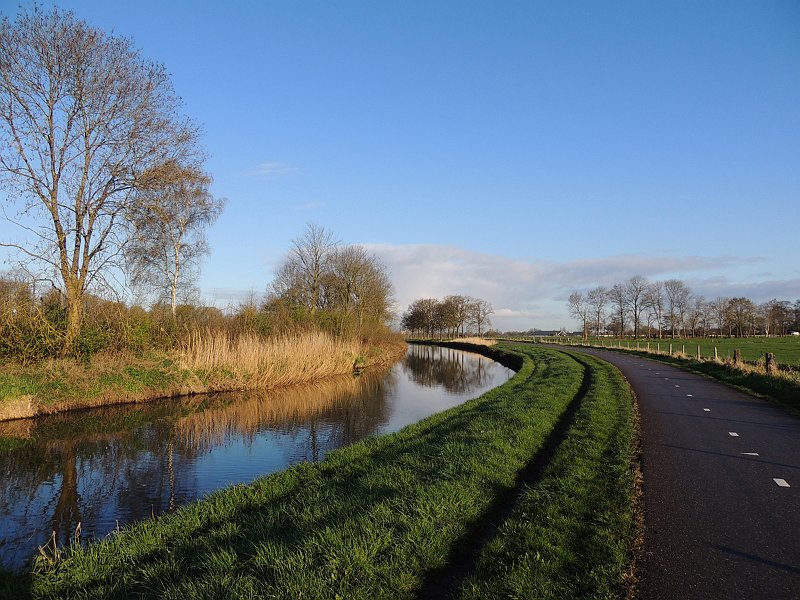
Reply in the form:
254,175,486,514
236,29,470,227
741,452,759,456
687,394,693,397
774,479,790,488
675,384,680,387
729,432,739,437
703,408,710,412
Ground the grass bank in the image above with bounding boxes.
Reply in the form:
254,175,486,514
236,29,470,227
0,332,406,422
4,343,637,599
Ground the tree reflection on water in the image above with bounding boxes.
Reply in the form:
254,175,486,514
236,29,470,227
0,345,510,570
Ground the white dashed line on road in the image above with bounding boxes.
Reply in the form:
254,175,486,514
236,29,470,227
703,408,710,412
687,394,693,397
774,479,790,488
675,385,680,387
729,432,739,437
741,452,759,456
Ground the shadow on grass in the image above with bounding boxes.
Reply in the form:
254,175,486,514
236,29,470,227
415,353,592,600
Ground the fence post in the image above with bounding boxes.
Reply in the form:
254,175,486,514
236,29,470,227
714,346,718,361
669,343,673,355
657,342,660,354
765,352,776,374
696,345,700,360
733,349,741,365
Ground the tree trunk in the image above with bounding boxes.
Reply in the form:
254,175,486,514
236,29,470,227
62,285,83,356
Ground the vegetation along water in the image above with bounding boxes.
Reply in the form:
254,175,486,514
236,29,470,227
1,343,637,599
0,344,512,572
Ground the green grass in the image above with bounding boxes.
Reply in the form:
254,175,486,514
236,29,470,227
458,351,636,599
2,344,636,599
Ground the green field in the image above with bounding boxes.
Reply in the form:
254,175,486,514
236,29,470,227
2,344,636,599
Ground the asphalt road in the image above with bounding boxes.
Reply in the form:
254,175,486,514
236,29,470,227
563,347,800,599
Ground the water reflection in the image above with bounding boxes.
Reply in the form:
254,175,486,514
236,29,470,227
0,345,512,570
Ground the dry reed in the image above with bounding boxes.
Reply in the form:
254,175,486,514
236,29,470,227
180,330,364,390
454,337,497,347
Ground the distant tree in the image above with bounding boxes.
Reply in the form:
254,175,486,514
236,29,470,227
686,296,706,337
125,164,224,319
726,297,756,337
271,224,338,316
709,297,730,336
326,245,393,333
761,299,792,336
625,275,648,338
587,286,608,336
664,279,691,338
609,284,627,338
567,291,590,341
0,7,202,354
644,281,666,338
443,295,472,337
469,298,493,336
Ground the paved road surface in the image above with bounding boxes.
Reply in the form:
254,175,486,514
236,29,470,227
563,347,800,599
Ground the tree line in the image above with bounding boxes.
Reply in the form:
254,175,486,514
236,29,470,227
401,295,494,338
0,223,395,362
568,275,800,340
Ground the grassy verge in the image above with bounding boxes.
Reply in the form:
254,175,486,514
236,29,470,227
457,351,636,599
3,344,636,599
0,333,407,422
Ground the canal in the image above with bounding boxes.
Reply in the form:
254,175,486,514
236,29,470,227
0,344,513,570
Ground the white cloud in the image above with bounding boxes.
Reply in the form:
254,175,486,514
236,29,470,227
246,162,299,177
367,243,789,331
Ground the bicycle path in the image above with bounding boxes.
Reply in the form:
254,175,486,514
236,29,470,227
560,347,800,599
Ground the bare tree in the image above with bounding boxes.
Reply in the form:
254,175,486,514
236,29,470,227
644,281,665,339
401,298,439,338
587,286,608,337
469,298,493,336
125,164,224,319
0,8,201,353
272,223,338,315
567,291,590,341
664,279,691,338
710,297,729,336
609,284,627,338
726,297,756,337
686,296,706,337
326,244,393,333
625,275,648,338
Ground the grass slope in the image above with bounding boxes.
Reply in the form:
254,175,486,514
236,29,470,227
4,344,636,599
457,351,636,599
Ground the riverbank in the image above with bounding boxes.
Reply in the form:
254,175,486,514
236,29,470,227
0,332,407,422
2,343,637,599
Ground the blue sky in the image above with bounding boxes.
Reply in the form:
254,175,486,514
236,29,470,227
1,0,798,330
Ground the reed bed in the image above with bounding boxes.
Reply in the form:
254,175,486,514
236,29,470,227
452,337,497,347
180,330,365,390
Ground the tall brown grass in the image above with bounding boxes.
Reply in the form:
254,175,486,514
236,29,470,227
180,330,365,390
452,337,497,347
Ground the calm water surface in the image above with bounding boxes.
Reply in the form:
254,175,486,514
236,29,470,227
0,344,513,570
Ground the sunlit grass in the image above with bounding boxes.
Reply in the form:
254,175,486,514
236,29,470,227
17,344,637,599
